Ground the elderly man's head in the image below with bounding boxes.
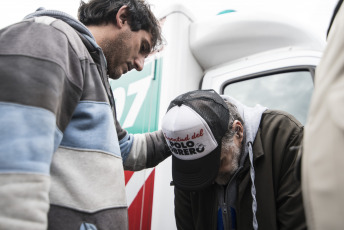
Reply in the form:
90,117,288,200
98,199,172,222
162,90,248,190
216,100,245,185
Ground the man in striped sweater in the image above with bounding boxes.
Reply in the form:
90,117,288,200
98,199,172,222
0,0,169,229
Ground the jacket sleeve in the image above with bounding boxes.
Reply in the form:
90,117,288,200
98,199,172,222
0,20,82,229
276,123,307,230
116,116,171,171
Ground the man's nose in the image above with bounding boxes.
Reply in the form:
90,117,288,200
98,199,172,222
134,55,145,71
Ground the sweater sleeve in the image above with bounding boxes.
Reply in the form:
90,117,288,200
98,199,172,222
0,19,82,230
114,104,171,171
121,129,171,171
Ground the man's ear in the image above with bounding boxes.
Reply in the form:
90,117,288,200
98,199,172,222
116,5,129,28
232,120,244,143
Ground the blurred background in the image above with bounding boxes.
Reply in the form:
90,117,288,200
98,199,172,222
0,0,339,41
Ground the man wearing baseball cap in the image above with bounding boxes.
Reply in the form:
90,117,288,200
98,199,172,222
162,89,306,230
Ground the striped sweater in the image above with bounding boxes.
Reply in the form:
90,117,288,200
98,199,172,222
0,9,169,230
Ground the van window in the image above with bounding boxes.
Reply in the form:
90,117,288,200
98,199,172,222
223,71,313,124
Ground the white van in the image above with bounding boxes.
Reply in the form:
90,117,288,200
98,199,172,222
110,4,325,230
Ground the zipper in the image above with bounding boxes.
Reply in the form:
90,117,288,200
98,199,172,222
221,166,243,230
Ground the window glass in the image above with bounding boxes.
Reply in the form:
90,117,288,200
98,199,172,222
223,71,313,124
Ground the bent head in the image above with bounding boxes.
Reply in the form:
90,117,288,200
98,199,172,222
78,0,163,79
162,91,247,190
215,100,245,185
162,90,231,191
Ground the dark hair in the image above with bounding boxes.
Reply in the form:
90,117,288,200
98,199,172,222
222,100,245,141
78,0,163,51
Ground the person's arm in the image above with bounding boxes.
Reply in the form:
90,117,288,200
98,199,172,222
0,19,82,229
116,119,171,171
276,125,307,230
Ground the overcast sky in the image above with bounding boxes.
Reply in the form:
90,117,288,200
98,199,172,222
0,0,338,41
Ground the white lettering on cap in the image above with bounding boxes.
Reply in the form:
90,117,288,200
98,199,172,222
162,105,218,160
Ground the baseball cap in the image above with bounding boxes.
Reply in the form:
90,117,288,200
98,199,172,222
162,89,229,191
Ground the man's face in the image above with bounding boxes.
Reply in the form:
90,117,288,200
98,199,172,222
99,26,152,79
215,134,243,186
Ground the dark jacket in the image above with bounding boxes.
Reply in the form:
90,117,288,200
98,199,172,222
175,110,306,230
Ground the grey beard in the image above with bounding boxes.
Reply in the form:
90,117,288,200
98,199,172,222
215,138,242,185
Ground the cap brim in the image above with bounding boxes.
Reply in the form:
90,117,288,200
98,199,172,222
172,146,221,191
